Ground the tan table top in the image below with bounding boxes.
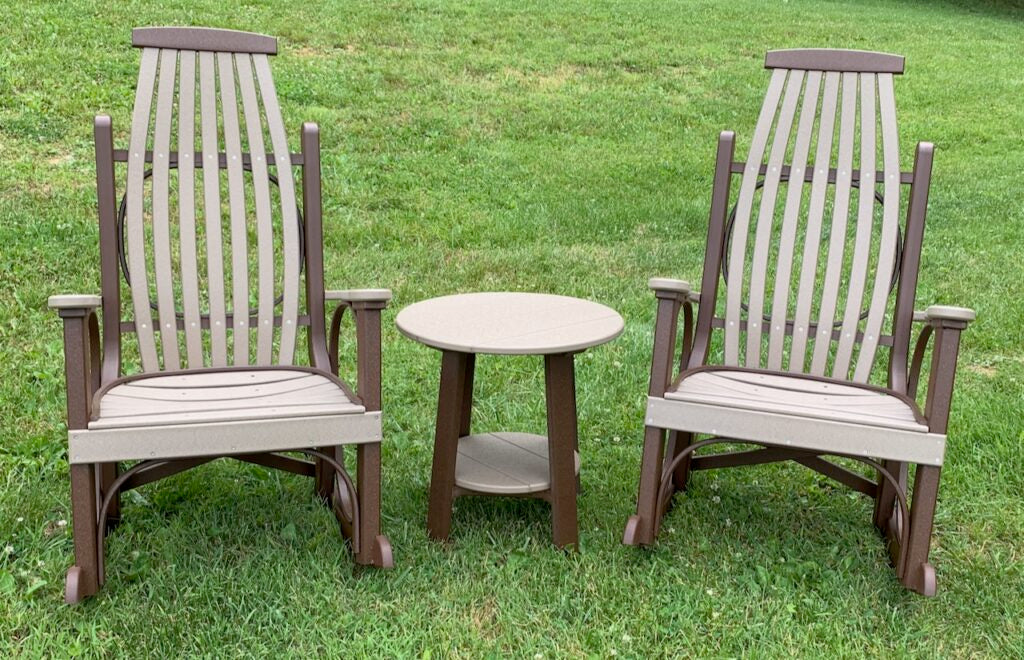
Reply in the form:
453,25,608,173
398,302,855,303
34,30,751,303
396,292,623,355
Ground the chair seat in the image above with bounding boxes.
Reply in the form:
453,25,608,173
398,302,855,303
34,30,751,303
666,369,927,432
648,368,944,465
91,369,364,429
68,369,379,464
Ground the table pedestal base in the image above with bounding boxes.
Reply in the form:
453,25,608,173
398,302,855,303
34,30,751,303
428,350,582,549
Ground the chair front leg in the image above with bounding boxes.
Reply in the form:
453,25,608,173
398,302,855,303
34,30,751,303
625,290,684,546
666,430,695,491
902,464,940,596
624,425,668,546
900,310,970,596
67,464,101,603
351,299,392,567
53,305,103,602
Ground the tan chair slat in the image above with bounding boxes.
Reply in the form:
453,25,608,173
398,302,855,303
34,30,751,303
91,403,364,430
686,376,910,413
176,50,204,368
788,72,840,372
101,384,343,412
126,48,161,372
832,74,878,378
854,73,901,382
217,52,250,366
724,67,787,365
125,369,312,388
70,413,382,464
253,54,301,365
733,69,803,369
767,71,821,370
198,51,229,366
107,373,328,402
712,369,895,397
745,70,804,367
235,53,276,366
810,72,858,375
151,49,181,370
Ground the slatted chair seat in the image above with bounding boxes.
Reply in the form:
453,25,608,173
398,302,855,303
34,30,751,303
623,49,974,597
652,369,947,468
90,369,364,430
666,370,925,432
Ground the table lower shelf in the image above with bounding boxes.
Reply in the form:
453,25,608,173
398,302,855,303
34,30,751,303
454,432,581,495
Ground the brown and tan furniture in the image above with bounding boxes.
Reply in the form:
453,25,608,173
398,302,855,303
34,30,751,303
396,292,623,548
50,27,393,604
623,49,973,595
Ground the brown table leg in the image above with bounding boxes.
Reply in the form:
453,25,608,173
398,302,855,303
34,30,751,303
544,352,579,549
428,350,472,540
459,353,475,437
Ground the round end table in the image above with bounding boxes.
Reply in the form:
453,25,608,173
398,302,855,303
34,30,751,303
397,292,623,549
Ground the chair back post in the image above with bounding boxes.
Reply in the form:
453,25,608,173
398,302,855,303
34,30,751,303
94,115,122,383
301,122,332,371
689,130,735,368
888,142,934,392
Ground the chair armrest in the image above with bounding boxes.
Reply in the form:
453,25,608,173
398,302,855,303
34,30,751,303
49,295,102,429
913,305,976,325
923,305,975,325
48,295,102,314
326,289,393,304
326,290,389,411
908,304,973,433
649,277,690,294
649,278,699,304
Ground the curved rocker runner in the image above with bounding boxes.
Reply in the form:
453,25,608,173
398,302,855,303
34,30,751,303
51,27,394,604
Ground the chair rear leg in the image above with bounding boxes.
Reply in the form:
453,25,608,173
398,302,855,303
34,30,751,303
901,464,941,596
314,448,336,502
624,425,667,546
98,462,121,533
873,459,906,543
354,442,392,568
666,430,695,491
66,464,101,604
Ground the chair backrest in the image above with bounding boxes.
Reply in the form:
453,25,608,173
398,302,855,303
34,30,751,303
694,49,931,386
98,27,322,375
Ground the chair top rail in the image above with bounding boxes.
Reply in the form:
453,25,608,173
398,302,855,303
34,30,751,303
132,27,277,54
765,49,904,74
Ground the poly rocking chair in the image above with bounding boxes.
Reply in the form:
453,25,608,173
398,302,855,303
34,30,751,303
50,27,393,604
622,49,974,595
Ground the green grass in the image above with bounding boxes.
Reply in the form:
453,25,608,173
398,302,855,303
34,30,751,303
3,0,1024,655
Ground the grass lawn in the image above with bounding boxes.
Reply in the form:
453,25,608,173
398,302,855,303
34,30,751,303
2,0,1024,655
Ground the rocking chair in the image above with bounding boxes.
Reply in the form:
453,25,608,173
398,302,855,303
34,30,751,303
50,27,393,603
623,49,974,596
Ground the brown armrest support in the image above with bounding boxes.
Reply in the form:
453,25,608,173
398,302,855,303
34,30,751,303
647,279,699,397
908,304,974,432
49,296,102,429
327,292,390,411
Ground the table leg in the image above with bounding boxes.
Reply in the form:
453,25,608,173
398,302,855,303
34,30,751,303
459,353,475,437
544,352,579,549
428,350,471,541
